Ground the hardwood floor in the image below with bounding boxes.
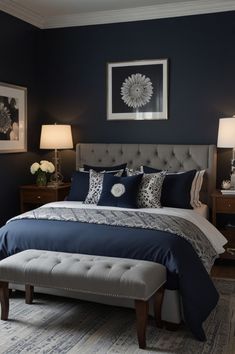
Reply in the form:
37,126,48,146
211,259,235,279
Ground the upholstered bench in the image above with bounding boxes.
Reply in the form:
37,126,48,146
0,250,166,349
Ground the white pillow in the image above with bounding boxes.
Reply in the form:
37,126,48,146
190,170,205,208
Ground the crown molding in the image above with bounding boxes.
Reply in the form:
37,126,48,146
0,0,235,29
0,0,44,28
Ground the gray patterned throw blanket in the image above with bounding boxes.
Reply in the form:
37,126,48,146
10,207,217,272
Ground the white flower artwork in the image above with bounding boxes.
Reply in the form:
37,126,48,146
111,183,126,198
107,59,168,120
120,73,153,109
0,105,11,134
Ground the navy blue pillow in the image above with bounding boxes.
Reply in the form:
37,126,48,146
67,171,89,201
143,166,162,173
161,170,197,209
84,163,127,172
98,174,143,208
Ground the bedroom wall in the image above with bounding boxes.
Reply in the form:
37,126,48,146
1,10,235,225
0,11,41,226
39,11,235,184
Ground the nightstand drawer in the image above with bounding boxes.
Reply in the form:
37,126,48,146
22,189,55,204
215,198,235,213
20,183,71,213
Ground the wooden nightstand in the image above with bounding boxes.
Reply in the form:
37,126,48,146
20,183,71,213
211,190,235,260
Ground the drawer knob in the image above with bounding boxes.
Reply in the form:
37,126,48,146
228,204,231,207
37,196,41,199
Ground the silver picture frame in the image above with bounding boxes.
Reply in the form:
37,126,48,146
0,82,27,153
107,59,168,121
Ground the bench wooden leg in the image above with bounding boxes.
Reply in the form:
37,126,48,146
154,286,164,328
0,281,9,320
25,284,34,304
135,299,148,349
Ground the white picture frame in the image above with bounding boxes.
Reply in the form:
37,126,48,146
107,59,168,120
0,82,27,153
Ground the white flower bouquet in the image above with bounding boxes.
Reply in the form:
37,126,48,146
30,160,55,175
30,160,55,186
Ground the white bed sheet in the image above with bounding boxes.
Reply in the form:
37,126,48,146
42,201,227,255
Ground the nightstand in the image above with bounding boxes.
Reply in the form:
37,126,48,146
20,183,71,213
211,190,235,260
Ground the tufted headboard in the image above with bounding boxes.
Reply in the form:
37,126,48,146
76,143,216,206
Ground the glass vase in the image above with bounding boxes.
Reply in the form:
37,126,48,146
36,171,47,187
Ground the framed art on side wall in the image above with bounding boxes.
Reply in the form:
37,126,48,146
107,59,168,120
0,82,27,153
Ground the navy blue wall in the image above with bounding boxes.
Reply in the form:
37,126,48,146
0,10,235,225
39,11,235,185
40,12,235,145
0,11,41,225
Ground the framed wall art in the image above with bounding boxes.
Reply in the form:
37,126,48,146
107,59,168,120
0,82,27,153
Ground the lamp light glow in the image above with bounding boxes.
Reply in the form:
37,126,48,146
217,116,235,188
40,124,73,186
40,125,73,150
217,117,235,148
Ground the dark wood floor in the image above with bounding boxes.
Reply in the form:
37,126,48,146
211,259,235,279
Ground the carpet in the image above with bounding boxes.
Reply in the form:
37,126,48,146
0,279,234,354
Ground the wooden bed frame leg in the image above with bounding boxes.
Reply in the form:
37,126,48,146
0,281,9,320
135,299,149,349
154,286,164,328
25,284,34,304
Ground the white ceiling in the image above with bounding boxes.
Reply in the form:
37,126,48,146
0,0,234,29
10,0,196,16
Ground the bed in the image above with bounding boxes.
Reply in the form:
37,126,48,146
0,143,227,341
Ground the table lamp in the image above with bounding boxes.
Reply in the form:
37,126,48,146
40,124,73,185
217,116,235,188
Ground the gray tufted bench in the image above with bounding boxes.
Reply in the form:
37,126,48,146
0,250,166,349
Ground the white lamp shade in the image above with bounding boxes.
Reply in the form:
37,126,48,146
217,118,235,148
40,125,73,149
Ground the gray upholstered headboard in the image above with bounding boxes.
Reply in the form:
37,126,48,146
76,144,217,205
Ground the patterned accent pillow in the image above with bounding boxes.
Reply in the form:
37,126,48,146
137,172,166,208
84,169,123,205
126,166,143,176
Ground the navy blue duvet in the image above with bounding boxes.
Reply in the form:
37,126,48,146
0,218,218,341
